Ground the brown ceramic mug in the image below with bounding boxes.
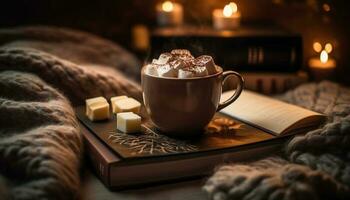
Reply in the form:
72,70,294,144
141,66,244,135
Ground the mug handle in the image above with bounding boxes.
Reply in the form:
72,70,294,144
217,71,244,111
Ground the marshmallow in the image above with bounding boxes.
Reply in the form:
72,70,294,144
145,49,217,78
145,64,158,76
157,64,177,77
178,67,208,78
171,49,194,60
171,49,192,56
195,55,217,74
169,59,186,70
158,53,173,64
152,53,173,65
192,66,209,77
178,69,194,78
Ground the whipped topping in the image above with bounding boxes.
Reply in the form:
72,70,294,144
145,49,218,78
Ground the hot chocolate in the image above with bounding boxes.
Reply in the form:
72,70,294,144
145,49,219,78
142,50,244,134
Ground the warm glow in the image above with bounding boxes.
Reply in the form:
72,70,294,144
313,42,322,53
229,2,238,13
323,3,331,12
223,2,238,17
320,50,328,63
162,1,174,12
325,43,333,53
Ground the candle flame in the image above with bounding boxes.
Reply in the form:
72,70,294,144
325,43,333,53
162,1,174,12
223,2,238,17
313,42,322,53
320,50,328,63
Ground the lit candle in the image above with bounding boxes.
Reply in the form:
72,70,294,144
309,42,336,81
156,1,183,27
212,2,241,30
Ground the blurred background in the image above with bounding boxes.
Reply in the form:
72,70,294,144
0,0,349,87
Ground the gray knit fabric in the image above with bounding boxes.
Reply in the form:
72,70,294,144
0,71,82,199
204,82,350,200
0,27,142,199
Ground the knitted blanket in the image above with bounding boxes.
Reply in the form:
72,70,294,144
0,26,142,199
0,26,349,200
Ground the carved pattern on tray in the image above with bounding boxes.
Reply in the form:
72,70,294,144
107,126,198,155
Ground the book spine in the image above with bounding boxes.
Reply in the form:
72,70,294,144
151,36,302,72
224,71,308,94
220,41,302,72
83,133,111,187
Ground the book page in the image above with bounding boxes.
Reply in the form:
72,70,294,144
220,90,325,135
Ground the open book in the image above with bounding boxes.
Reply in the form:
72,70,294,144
220,90,326,136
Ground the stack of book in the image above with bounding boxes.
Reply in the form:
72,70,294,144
150,25,307,94
77,90,325,189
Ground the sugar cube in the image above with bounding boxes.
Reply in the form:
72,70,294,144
110,95,128,113
85,97,110,121
86,97,106,115
113,97,141,114
117,112,141,133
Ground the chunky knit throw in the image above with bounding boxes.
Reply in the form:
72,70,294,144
204,82,350,200
0,26,142,200
0,26,349,200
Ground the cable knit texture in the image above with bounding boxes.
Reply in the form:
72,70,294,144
204,82,350,200
0,26,142,199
